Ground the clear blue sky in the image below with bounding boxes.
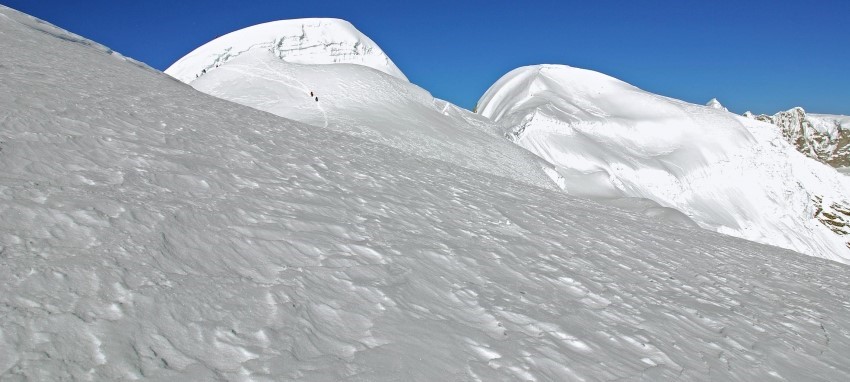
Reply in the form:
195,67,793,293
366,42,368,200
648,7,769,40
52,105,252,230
5,0,848,114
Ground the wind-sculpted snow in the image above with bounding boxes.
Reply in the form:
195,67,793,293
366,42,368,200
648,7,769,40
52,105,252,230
4,6,850,381
165,18,407,84
478,65,850,263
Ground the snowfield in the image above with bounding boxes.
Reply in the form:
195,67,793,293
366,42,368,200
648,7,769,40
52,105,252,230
477,65,850,264
3,6,850,381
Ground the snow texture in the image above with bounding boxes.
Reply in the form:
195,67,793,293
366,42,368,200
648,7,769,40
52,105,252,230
477,65,850,263
165,18,407,84
3,7,850,381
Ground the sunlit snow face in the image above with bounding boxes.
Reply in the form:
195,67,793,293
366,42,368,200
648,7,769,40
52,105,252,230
477,64,850,263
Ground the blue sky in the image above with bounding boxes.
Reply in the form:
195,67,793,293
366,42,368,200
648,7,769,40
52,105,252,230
6,0,848,114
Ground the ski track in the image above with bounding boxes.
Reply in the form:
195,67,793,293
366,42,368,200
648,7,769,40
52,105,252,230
1,5,850,381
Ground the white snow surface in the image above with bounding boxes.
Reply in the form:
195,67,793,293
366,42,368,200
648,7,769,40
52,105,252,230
164,18,407,83
4,7,850,381
478,65,850,263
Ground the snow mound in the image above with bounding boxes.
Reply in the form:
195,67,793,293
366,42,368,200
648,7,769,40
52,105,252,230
5,5,850,381
165,18,407,83
706,98,729,111
178,40,558,191
478,64,850,263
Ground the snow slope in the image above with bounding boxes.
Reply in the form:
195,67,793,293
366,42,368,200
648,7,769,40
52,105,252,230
165,18,407,84
165,20,699,226
173,21,702,227
477,65,850,263
171,33,559,192
5,6,850,381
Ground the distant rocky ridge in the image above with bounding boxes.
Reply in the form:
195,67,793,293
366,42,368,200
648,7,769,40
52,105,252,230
743,107,850,168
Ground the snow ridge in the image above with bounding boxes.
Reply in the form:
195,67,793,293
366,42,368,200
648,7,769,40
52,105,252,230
477,64,850,263
165,18,407,83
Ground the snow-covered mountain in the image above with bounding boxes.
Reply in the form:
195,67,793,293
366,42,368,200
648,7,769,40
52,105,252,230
706,98,728,112
744,108,850,168
169,21,850,262
5,6,850,380
165,18,407,83
477,65,850,263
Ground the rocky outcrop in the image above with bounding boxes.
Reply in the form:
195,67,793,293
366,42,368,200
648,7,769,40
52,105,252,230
813,196,850,249
745,107,850,168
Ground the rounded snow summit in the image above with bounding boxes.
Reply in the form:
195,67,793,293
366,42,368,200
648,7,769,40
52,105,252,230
165,18,408,84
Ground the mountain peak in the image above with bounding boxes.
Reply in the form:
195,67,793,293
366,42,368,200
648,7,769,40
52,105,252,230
165,18,407,83
476,64,638,122
706,98,728,111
